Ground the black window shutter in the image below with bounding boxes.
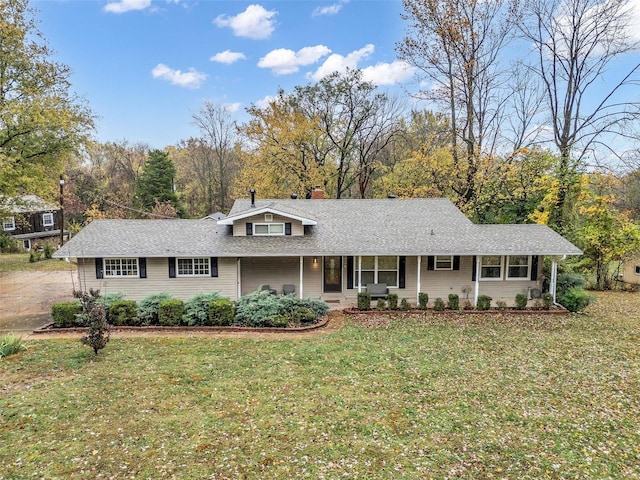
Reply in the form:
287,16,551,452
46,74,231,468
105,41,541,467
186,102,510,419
210,257,218,277
531,255,539,281
346,256,354,289
95,258,103,279
168,257,176,278
427,256,434,270
246,222,253,236
139,258,147,278
285,222,292,235
472,256,477,281
453,256,460,271
399,256,406,289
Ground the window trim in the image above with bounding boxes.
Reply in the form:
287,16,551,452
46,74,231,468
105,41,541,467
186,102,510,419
506,255,531,281
253,223,285,236
479,255,503,281
635,265,640,276
2,216,16,231
434,255,454,271
42,212,54,227
176,257,211,277
103,258,139,278
355,255,399,288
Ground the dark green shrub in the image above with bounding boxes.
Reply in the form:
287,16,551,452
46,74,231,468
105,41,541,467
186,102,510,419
108,300,137,326
208,298,234,326
271,315,290,328
542,292,554,310
557,273,586,296
0,232,20,253
183,292,223,326
292,307,317,324
234,290,329,327
52,301,82,328
387,293,398,310
376,298,387,310
476,295,492,311
447,294,459,310
357,292,371,311
138,292,174,326
418,292,429,310
496,300,508,311
515,293,528,310
433,297,446,311
159,299,184,326
399,298,410,311
558,287,594,312
307,299,330,318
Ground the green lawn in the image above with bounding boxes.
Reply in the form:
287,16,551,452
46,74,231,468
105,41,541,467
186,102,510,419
0,253,76,273
1,292,639,479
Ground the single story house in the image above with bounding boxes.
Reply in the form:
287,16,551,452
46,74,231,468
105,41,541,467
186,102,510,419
620,258,640,286
1,195,64,250
53,191,582,308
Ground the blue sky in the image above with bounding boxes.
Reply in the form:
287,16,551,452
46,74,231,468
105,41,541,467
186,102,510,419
34,0,413,149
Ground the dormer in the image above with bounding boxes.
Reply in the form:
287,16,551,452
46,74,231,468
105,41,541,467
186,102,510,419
217,205,318,237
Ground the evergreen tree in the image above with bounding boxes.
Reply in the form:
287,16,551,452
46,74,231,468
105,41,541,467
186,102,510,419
135,150,181,214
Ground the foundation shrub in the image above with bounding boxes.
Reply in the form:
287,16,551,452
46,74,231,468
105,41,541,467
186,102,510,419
515,293,528,310
477,295,492,311
447,294,460,310
51,301,82,328
234,290,329,327
462,300,474,310
399,298,410,311
376,298,387,310
433,297,446,311
542,292,554,309
558,287,594,312
183,292,223,326
137,292,174,326
158,299,184,326
357,292,371,311
108,300,137,326
387,293,398,310
496,300,508,311
208,298,234,326
418,292,429,310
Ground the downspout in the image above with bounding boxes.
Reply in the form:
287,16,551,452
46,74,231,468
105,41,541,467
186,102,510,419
357,256,362,294
299,256,304,299
474,255,480,306
416,255,422,306
236,258,241,300
552,255,566,307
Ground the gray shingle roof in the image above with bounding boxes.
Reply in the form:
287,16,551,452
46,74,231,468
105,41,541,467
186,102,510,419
54,198,582,258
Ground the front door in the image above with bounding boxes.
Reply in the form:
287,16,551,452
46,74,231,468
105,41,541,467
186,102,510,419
323,256,342,292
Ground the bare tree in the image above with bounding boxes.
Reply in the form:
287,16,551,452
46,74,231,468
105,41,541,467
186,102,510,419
519,0,640,230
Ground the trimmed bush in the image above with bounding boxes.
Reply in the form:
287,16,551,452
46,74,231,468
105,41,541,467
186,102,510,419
208,298,234,326
159,299,184,326
387,293,398,310
542,292,554,310
418,292,429,310
462,300,474,310
0,334,27,358
376,298,387,310
515,293,528,310
183,292,223,326
52,301,82,328
291,307,317,324
234,290,328,327
496,300,508,311
447,294,459,310
558,287,594,313
400,298,410,311
138,292,174,326
476,295,492,311
357,292,371,311
108,300,138,326
433,297,446,311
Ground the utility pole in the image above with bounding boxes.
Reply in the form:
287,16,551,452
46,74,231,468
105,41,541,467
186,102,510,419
59,175,65,246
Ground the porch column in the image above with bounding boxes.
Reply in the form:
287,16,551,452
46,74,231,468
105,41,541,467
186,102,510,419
299,256,304,299
357,256,362,293
474,255,480,306
550,258,558,303
416,255,422,305
236,258,242,300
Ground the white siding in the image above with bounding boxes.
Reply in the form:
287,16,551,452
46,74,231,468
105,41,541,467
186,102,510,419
233,214,304,236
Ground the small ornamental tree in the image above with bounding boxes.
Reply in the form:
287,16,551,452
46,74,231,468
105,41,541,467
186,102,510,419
75,289,109,355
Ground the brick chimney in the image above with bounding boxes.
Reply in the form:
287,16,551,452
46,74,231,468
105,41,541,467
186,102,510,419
310,187,325,199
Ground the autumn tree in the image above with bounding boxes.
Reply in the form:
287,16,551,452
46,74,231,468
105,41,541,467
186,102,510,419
0,0,93,202
519,0,640,231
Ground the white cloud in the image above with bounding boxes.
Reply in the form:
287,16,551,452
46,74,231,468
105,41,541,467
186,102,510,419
213,4,277,40
103,0,151,13
258,45,331,75
223,102,242,112
312,1,348,17
361,61,414,86
210,50,247,64
310,44,375,81
151,63,207,89
255,95,277,109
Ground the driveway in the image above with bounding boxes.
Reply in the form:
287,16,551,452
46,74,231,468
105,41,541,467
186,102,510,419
0,270,78,334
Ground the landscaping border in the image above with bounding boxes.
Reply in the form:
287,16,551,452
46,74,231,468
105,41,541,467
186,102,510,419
344,307,569,315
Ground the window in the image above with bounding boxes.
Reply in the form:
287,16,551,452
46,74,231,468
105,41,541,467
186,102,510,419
355,256,399,288
506,255,530,279
254,223,284,235
435,255,453,270
2,217,15,231
23,239,31,250
42,212,54,227
635,265,640,276
104,258,138,278
480,255,502,280
177,258,210,276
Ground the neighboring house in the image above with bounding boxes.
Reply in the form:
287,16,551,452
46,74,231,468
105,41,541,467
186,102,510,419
1,195,63,250
620,258,640,285
53,190,582,307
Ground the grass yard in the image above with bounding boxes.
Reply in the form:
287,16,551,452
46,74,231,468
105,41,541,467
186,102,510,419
1,292,639,479
0,253,76,273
